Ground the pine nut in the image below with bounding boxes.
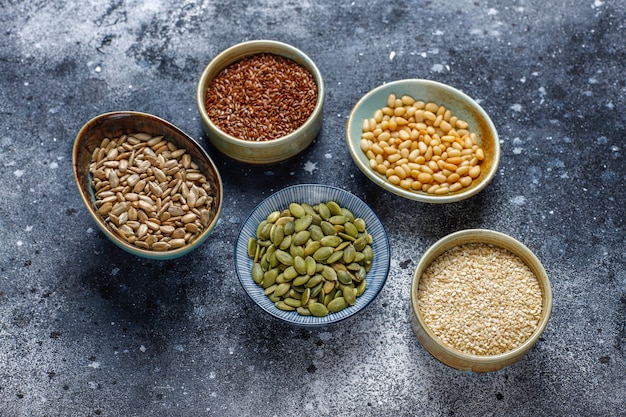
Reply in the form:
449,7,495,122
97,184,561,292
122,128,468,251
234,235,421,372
359,93,485,196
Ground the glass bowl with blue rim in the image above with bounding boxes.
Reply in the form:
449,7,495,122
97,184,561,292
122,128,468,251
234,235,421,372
234,184,390,326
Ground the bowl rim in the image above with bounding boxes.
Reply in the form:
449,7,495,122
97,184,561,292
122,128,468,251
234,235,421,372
410,229,552,370
72,110,224,260
346,78,500,204
234,183,391,327
196,39,325,149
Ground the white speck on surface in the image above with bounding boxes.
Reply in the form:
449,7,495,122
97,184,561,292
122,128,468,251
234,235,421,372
87,362,100,369
520,76,526,83
139,345,146,352
389,51,395,60
431,63,445,73
513,147,523,154
588,78,598,84
510,104,522,112
319,332,332,341
487,8,498,15
510,196,526,205
229,347,234,355
25,225,33,232
209,371,216,379
87,227,93,234
14,169,24,177
95,66,101,73
303,161,317,174
174,344,185,352
88,382,98,389
593,0,603,6
24,81,29,86
16,240,23,246
433,30,444,36
49,162,58,169
420,52,427,58
111,268,120,276
324,153,332,159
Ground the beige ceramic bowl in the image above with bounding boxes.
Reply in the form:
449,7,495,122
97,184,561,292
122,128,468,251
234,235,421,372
346,79,500,203
73,111,223,260
196,40,325,164
410,229,552,372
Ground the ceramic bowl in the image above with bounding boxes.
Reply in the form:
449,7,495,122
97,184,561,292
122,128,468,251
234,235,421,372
196,40,325,164
234,184,390,327
73,111,223,260
410,229,552,372
346,79,500,203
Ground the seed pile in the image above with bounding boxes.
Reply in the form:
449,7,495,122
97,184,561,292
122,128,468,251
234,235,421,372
248,201,373,317
360,93,485,195
205,53,318,141
418,243,543,356
89,132,215,251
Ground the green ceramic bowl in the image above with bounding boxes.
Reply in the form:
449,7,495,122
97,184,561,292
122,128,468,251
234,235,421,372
346,79,500,203
196,40,325,164
73,111,223,260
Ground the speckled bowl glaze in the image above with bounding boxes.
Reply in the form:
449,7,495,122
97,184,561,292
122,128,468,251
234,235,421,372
196,40,325,164
410,229,552,372
73,111,223,260
235,184,390,327
346,79,500,203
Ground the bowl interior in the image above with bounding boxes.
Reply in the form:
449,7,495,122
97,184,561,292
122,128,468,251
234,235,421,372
235,184,390,326
410,229,552,372
196,40,325,164
72,111,223,260
347,79,500,203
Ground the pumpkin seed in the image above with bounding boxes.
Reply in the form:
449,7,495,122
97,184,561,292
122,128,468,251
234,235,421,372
274,283,291,297
320,235,342,247
292,230,310,246
326,250,344,264
275,301,296,311
301,287,311,305
317,203,331,220
252,263,264,284
344,286,357,306
290,275,307,288
327,297,347,312
305,256,317,276
313,246,334,261
328,215,348,225
326,201,342,216
247,237,257,258
267,210,281,223
293,256,307,275
309,302,329,317
289,203,306,218
275,249,293,266
297,307,312,316
320,221,337,236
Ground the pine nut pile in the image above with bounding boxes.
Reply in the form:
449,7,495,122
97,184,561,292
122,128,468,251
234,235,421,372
89,132,215,252
417,243,543,356
204,53,317,141
360,93,485,195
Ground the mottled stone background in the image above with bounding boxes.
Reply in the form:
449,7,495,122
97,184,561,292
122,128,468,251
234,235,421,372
0,1,624,416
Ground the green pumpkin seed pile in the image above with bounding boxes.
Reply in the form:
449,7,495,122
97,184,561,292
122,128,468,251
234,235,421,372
248,201,374,317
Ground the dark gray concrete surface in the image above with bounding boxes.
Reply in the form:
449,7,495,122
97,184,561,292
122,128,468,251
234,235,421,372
1,1,624,416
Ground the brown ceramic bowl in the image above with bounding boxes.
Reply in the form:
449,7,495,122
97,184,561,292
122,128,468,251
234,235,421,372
410,229,552,372
196,40,325,164
72,111,223,260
